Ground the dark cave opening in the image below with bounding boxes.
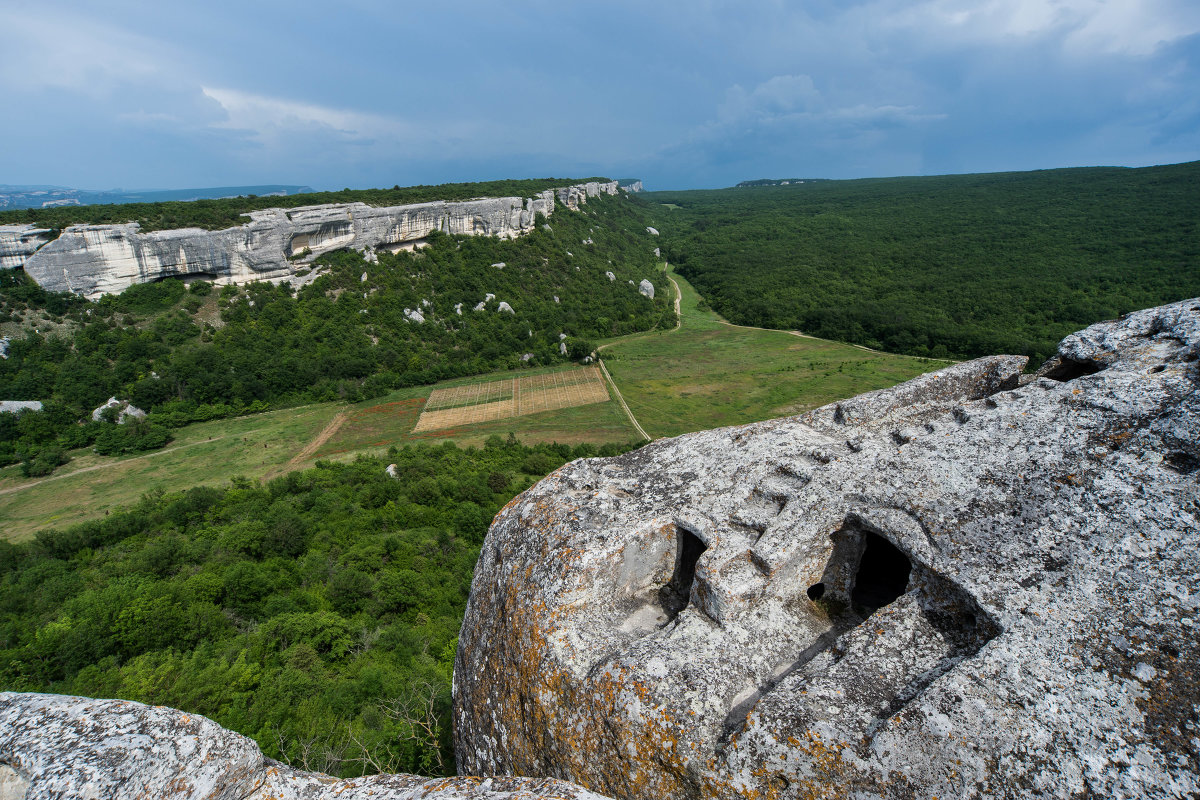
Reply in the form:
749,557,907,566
1041,357,1104,382
850,532,912,613
659,527,707,619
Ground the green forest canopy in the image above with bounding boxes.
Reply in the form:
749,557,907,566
647,161,1200,363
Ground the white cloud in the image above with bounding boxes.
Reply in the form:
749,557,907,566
876,0,1200,56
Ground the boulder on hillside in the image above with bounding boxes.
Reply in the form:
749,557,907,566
639,279,654,299
91,397,146,424
454,299,1200,799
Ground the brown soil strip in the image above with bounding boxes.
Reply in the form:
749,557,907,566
266,411,348,479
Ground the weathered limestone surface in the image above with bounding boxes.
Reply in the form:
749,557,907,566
454,299,1200,800
0,692,612,800
0,225,53,270
6,182,621,300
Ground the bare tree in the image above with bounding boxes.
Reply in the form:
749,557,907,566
379,678,446,775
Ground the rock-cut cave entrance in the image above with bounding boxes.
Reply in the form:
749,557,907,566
850,532,912,614
807,523,913,621
659,527,707,620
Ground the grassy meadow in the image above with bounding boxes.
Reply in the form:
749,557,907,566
1,267,946,540
599,267,944,438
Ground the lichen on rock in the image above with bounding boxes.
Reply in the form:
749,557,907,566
453,299,1200,799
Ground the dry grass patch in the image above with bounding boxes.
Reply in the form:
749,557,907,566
414,367,609,432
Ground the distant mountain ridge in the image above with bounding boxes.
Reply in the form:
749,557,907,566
734,178,834,187
0,184,313,210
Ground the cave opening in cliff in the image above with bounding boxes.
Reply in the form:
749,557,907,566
659,527,707,619
850,532,911,613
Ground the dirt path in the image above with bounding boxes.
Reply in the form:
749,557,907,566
266,411,348,479
598,359,650,441
667,271,682,332
0,436,228,498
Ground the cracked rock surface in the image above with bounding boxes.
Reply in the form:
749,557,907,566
0,692,612,800
454,299,1200,799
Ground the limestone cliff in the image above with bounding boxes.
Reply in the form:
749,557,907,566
454,299,1200,799
0,225,53,270
0,692,612,800
555,181,620,211
3,181,620,300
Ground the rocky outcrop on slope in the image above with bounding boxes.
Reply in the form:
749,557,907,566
4,181,621,300
454,299,1200,799
0,692,612,800
555,182,619,211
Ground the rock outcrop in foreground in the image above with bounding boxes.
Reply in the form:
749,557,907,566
0,692,610,800
2,182,620,299
454,299,1200,799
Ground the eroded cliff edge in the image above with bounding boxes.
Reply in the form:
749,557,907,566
0,692,612,800
453,299,1200,799
1,181,619,299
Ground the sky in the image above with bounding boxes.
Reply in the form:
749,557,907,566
2,0,1198,191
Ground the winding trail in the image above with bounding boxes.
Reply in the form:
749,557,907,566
0,436,228,497
592,263,680,442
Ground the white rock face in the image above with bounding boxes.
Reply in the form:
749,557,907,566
555,181,619,211
455,303,464,315
11,182,614,300
19,194,552,300
0,401,43,414
619,180,645,193
385,463,399,479
654,247,660,258
491,262,505,269
605,272,615,282
455,299,1200,800
403,308,425,324
0,225,53,270
559,342,568,355
496,302,514,314
638,279,654,299
91,397,146,424
0,692,612,800
645,226,659,236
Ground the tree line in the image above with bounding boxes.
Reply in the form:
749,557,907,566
647,161,1200,363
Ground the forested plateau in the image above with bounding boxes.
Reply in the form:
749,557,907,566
650,161,1200,362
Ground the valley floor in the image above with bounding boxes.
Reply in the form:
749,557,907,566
0,267,943,541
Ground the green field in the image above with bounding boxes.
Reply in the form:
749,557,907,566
599,267,943,438
0,365,641,542
0,270,946,540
